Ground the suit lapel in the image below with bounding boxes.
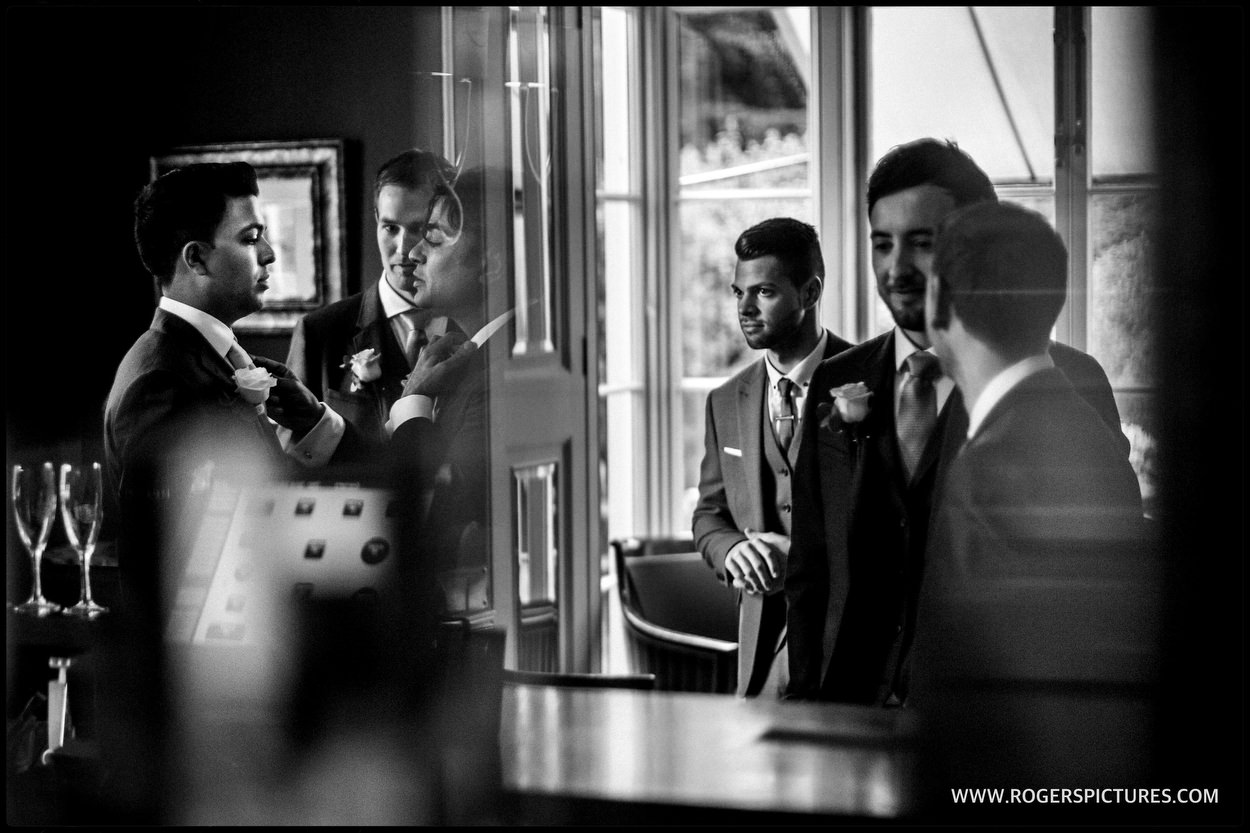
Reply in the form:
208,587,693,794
736,361,767,526
152,309,287,461
348,284,409,414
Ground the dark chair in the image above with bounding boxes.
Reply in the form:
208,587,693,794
611,537,739,694
501,668,657,691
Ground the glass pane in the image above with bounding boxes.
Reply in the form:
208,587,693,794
676,7,812,532
1091,7,1157,181
870,6,1053,184
1088,190,1159,390
513,461,559,607
600,7,635,195
508,6,556,356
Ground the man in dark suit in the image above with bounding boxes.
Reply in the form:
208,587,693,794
286,148,457,449
106,162,350,504
784,139,1131,705
910,201,1147,809
105,162,356,607
693,218,852,697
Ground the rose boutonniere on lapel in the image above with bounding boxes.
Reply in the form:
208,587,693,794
819,381,873,440
233,367,276,415
341,348,382,392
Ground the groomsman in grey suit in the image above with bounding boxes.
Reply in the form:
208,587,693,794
693,218,852,697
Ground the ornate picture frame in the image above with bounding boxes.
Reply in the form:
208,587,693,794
150,139,347,334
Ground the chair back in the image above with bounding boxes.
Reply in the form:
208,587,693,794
611,537,739,693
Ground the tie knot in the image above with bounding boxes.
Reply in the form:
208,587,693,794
777,377,796,399
226,342,254,371
906,351,939,382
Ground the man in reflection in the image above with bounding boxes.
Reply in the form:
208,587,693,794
693,218,852,698
287,148,458,449
784,139,1130,706
386,165,495,584
911,201,1147,809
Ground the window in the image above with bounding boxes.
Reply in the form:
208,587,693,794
597,7,1160,540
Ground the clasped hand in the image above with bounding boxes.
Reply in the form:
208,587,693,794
725,529,789,595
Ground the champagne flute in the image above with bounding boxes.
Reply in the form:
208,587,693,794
59,462,107,619
11,463,61,615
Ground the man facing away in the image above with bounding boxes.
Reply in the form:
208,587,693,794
784,138,1130,706
911,200,1147,811
693,218,852,697
287,148,458,449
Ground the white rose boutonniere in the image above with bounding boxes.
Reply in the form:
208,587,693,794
234,367,276,415
341,348,382,392
830,382,872,424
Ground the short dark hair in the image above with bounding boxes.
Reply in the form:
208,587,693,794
866,138,996,217
373,148,456,210
932,201,1068,360
734,217,824,289
134,162,259,285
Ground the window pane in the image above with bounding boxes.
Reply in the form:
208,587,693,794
1091,7,1156,181
1088,190,1159,389
600,7,635,194
676,8,812,532
870,6,1053,184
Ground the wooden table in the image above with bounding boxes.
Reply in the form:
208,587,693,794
500,684,919,824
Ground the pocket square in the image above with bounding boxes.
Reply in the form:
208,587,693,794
723,446,742,457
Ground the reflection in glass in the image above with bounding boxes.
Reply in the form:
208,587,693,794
508,6,555,356
514,461,558,607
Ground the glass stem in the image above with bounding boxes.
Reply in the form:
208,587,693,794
31,546,45,601
79,547,93,605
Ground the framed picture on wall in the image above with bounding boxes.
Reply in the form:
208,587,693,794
150,139,347,334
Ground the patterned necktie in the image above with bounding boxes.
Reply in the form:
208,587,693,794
897,351,940,479
775,377,798,453
401,309,427,368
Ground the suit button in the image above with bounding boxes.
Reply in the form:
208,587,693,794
778,469,788,477
782,504,791,513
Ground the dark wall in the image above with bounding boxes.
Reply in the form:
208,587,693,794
4,5,443,466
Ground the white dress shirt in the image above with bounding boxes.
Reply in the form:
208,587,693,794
965,352,1055,440
763,329,830,432
158,296,344,467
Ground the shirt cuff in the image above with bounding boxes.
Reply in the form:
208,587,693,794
275,403,345,467
386,394,435,437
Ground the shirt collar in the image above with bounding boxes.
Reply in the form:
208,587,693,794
158,296,235,358
892,326,937,374
379,272,417,319
764,329,828,390
378,273,449,337
966,352,1056,439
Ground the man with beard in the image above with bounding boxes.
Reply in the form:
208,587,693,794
693,218,852,697
784,139,1129,705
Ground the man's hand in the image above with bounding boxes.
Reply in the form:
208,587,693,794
402,332,477,398
725,529,790,595
253,356,325,437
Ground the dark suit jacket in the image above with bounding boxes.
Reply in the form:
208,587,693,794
785,331,1130,704
287,283,412,448
103,309,292,604
104,308,288,501
692,332,852,696
908,368,1147,794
